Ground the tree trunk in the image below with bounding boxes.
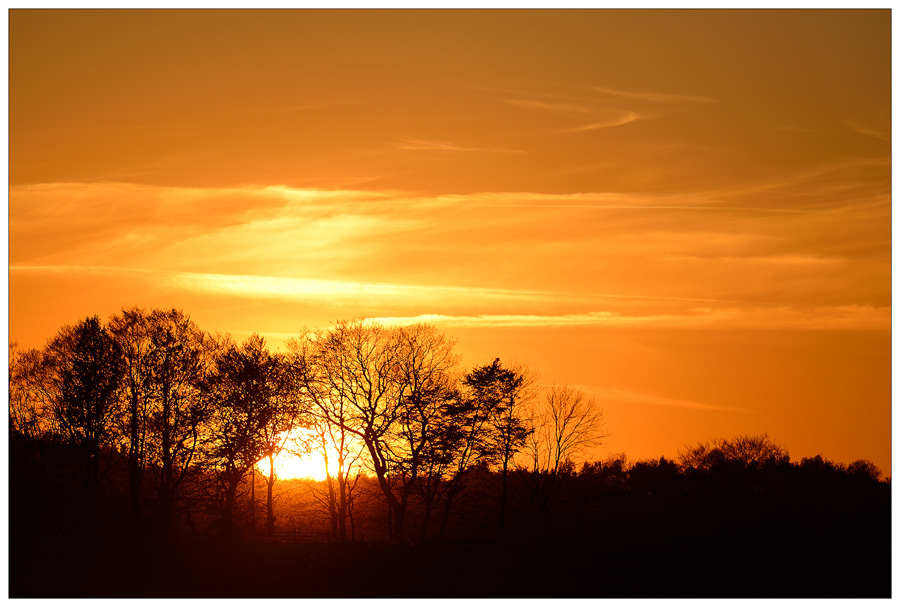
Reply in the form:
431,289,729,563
438,480,461,541
84,441,100,533
266,455,277,537
336,470,348,541
128,392,142,539
160,379,173,538
386,498,393,541
499,457,509,539
325,473,339,534
128,462,141,538
250,466,256,538
159,479,172,539
223,476,240,538
421,500,433,543
420,474,442,543
348,499,356,542
345,471,357,542
320,440,341,536
393,501,406,542
366,438,403,542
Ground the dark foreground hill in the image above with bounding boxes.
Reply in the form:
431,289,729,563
12,523,889,598
10,434,890,598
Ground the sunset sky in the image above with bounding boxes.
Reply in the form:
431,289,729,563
9,10,892,476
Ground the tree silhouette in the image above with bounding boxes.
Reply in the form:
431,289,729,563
524,384,606,523
847,459,882,482
142,309,214,538
678,434,791,531
288,333,367,541
202,334,282,537
108,307,156,537
387,323,461,541
251,338,302,538
296,320,464,541
6,310,892,598
679,433,789,472
9,341,57,478
45,315,125,529
300,320,406,538
461,358,533,539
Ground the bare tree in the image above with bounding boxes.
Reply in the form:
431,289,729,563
287,333,367,541
414,399,464,542
679,434,789,472
9,341,57,473
256,347,304,538
524,384,606,518
142,309,216,538
310,419,367,541
108,307,155,538
678,434,791,526
44,316,125,529
387,323,460,541
313,413,366,541
202,334,281,537
293,320,404,537
294,319,461,542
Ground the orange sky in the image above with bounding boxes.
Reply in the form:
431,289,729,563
9,10,892,476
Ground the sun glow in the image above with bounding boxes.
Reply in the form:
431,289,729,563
257,452,329,481
255,432,348,481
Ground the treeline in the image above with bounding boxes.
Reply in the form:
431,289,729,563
254,438,888,546
9,308,891,596
9,308,607,545
9,309,889,548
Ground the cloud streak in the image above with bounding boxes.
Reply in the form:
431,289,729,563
10,263,551,302
393,138,525,154
366,306,889,332
568,111,641,131
13,263,888,333
577,386,744,412
10,181,889,336
848,121,890,142
503,98,594,114
593,86,717,104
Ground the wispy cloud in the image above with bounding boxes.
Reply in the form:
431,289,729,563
503,98,593,113
14,262,888,333
287,101,347,112
10,181,889,333
568,111,641,131
577,386,744,412
593,86,716,104
393,138,525,153
705,157,891,203
9,264,552,307
168,270,546,305
366,306,890,332
661,254,846,266
426,190,812,213
848,121,890,142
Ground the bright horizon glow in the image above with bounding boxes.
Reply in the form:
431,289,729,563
257,450,332,482
9,10,891,476
256,430,349,482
